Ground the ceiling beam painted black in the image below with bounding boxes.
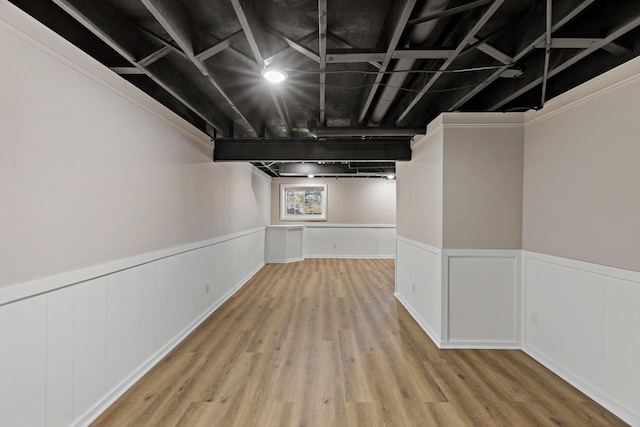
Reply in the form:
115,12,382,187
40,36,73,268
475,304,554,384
356,0,418,125
485,14,640,110
394,0,507,124
139,0,260,137
214,139,412,162
446,0,597,112
50,0,234,136
230,0,292,137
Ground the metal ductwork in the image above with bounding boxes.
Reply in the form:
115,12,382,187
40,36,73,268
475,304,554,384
306,119,425,138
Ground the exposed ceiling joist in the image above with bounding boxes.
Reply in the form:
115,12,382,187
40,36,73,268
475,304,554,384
406,0,493,27
357,0,418,124
264,31,318,66
111,67,144,74
264,25,320,63
396,0,506,124
326,32,382,69
230,0,292,137
319,0,328,125
50,0,233,136
488,15,640,111
448,0,598,111
194,30,245,62
138,45,171,67
140,0,259,136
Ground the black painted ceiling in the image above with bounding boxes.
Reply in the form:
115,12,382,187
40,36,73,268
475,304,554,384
10,0,640,177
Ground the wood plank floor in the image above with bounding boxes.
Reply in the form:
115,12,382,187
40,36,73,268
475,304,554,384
92,258,627,426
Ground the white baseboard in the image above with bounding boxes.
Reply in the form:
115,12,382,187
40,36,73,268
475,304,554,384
75,262,264,427
522,344,639,427
395,291,442,348
305,255,395,259
439,341,520,350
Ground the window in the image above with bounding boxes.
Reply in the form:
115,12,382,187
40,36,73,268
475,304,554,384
280,184,327,221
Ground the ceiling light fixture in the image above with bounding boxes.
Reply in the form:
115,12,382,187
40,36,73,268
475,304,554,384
387,174,395,180
262,67,288,83
307,174,315,178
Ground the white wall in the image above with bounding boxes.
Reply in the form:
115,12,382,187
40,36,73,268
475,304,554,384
303,225,396,258
270,177,397,259
520,54,640,426
396,114,522,348
0,4,270,426
0,3,269,290
522,251,640,425
397,64,640,422
270,177,396,225
0,229,265,427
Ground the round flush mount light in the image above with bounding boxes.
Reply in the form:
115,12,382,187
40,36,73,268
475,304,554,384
262,67,287,83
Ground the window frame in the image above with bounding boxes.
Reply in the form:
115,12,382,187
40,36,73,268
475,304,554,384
279,183,328,221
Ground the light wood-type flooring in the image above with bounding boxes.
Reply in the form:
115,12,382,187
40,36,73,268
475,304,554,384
92,258,627,426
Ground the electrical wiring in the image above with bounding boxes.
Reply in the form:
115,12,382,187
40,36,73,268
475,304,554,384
283,65,505,75
279,81,483,94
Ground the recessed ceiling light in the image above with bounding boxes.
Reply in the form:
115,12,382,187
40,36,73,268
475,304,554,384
387,174,395,179
262,67,287,83
308,174,315,178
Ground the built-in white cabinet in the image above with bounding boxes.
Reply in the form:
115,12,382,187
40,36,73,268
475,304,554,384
265,225,304,263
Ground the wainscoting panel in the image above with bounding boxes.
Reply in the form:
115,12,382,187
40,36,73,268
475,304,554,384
0,294,47,426
394,237,443,344
446,253,519,347
304,224,396,258
0,228,266,427
522,251,640,426
47,287,75,427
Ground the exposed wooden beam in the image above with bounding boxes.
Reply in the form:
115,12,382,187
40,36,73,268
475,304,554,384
264,31,318,66
318,0,327,125
326,32,382,69
406,0,494,27
357,0,419,124
263,26,320,63
140,0,258,136
447,0,597,111
110,67,144,74
230,0,292,136
50,0,233,136
488,15,640,110
395,0,506,124
137,45,171,67
195,30,245,62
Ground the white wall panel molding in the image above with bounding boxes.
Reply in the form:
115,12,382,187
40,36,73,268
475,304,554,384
395,235,442,255
522,250,640,426
446,252,520,348
523,250,640,284
396,238,520,349
304,225,396,259
395,237,444,345
0,229,266,427
442,112,524,127
0,227,266,307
